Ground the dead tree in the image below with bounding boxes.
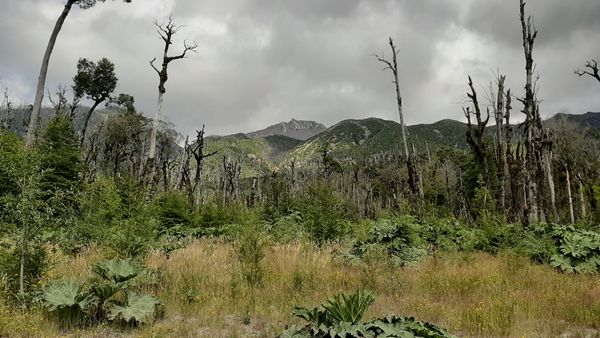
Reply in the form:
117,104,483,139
515,0,560,224
374,37,422,198
493,75,508,211
575,59,600,84
519,0,541,224
1,87,13,130
147,15,198,172
189,126,216,205
221,156,241,205
564,162,575,224
464,76,490,167
174,135,190,191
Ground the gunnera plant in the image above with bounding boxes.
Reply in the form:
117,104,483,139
40,258,161,327
279,290,457,338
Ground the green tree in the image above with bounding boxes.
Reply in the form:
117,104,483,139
73,57,118,144
26,0,132,147
39,115,83,194
0,132,49,295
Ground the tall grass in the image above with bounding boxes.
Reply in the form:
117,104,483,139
2,240,599,337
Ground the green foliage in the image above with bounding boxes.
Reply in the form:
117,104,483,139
40,259,160,327
321,291,375,325
348,217,428,267
40,280,95,327
72,58,117,103
267,211,309,243
93,259,143,284
300,180,351,245
151,191,195,232
280,291,456,338
38,115,83,194
0,132,50,296
420,217,480,252
549,225,600,273
236,221,268,288
107,293,160,325
0,245,46,300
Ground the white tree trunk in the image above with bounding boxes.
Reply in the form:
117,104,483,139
565,164,575,224
26,0,74,147
148,92,164,160
578,178,587,221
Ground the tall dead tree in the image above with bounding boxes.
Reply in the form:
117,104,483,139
189,126,217,205
493,75,508,211
517,0,559,224
575,59,600,84
374,37,422,198
519,0,541,224
464,76,490,167
148,16,198,171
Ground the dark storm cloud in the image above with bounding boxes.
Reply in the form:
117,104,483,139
0,0,599,138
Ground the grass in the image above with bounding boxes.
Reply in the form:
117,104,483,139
1,239,600,337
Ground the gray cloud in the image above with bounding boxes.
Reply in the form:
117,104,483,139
0,0,599,138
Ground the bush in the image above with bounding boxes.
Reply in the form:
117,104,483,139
236,221,269,288
0,244,46,301
151,191,196,233
346,217,428,267
299,181,352,245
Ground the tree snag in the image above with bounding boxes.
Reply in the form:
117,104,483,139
374,37,422,198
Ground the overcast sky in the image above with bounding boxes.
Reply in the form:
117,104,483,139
1,0,599,137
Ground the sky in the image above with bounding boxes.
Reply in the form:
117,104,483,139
0,0,599,137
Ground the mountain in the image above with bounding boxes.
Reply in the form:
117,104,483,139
546,112,600,129
203,133,302,177
246,118,327,140
286,117,468,165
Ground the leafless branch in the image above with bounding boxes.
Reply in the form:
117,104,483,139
575,59,600,83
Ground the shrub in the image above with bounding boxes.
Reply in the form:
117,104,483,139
347,217,428,267
300,181,352,245
236,222,268,288
549,225,600,273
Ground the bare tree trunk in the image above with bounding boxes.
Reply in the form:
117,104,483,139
375,38,421,198
175,136,189,190
80,99,102,145
148,93,164,160
26,0,74,147
520,0,540,224
543,151,559,222
565,163,575,224
577,174,587,221
494,75,507,211
19,247,25,295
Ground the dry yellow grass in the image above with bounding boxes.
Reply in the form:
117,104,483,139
1,239,599,337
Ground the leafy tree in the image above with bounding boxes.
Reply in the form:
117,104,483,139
0,133,49,295
26,0,132,147
38,115,83,194
72,57,118,144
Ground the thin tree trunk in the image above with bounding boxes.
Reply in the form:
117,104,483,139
80,99,101,145
19,247,25,295
565,164,575,224
577,175,587,221
544,151,559,222
148,93,164,160
26,0,74,147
